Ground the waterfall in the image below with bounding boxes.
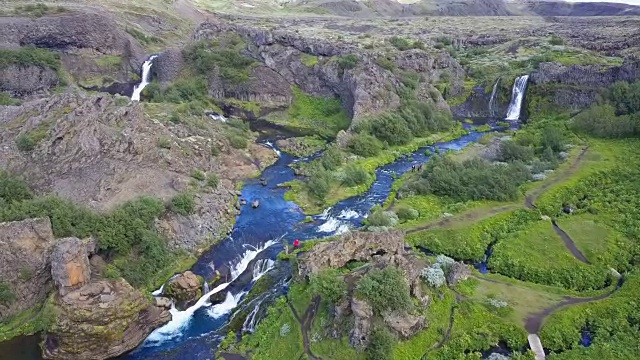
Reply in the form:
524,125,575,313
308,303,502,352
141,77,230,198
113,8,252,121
207,291,247,319
488,78,500,117
203,281,210,294
252,259,275,282
242,305,260,333
264,141,281,157
505,75,529,121
131,55,158,101
151,284,164,296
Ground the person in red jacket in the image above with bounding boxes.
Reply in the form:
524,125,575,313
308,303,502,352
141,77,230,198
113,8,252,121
293,239,300,248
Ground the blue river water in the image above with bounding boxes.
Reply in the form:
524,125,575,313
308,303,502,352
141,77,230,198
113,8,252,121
119,128,487,360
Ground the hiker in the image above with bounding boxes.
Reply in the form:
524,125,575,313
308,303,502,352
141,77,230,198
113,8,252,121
293,239,300,248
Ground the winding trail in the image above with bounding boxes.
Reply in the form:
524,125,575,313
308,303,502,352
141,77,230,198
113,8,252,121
550,220,589,263
287,295,322,360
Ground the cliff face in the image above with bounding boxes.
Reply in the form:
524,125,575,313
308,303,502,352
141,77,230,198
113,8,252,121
0,218,56,321
528,60,640,111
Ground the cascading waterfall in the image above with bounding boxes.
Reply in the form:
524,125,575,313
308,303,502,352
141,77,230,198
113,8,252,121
203,281,210,295
252,259,275,282
242,305,260,333
505,75,529,121
131,55,158,101
208,291,247,318
264,141,281,157
488,78,500,117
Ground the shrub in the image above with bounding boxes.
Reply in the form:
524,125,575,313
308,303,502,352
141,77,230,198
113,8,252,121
371,114,413,146
337,54,358,70
228,134,248,149
376,56,395,71
395,206,419,222
170,192,195,216
342,165,369,187
279,323,291,337
15,134,36,152
169,112,181,124
0,47,60,70
157,138,172,149
207,174,219,188
310,269,347,304
421,267,445,288
0,92,21,106
366,326,396,360
549,35,564,46
183,38,255,84
540,126,566,152
499,141,534,163
356,267,412,314
0,281,15,306
389,36,412,51
307,169,333,201
0,171,33,203
320,147,343,171
366,206,399,228
347,133,383,157
191,169,206,181
435,254,455,274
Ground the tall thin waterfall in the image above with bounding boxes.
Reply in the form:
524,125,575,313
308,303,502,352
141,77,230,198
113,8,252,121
505,75,529,121
488,78,500,118
131,55,158,101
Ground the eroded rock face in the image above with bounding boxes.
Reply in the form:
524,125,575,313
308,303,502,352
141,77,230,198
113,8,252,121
42,279,171,360
349,298,373,350
165,271,202,307
447,262,471,286
383,311,426,339
298,230,405,277
50,237,93,296
0,217,55,320
0,64,59,96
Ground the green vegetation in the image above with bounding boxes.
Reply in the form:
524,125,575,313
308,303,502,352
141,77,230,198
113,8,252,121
0,172,194,289
15,121,54,152
337,54,359,70
12,3,66,17
355,267,412,315
0,47,60,70
300,53,319,67
0,93,21,106
310,269,347,304
388,36,424,51
183,36,255,84
0,281,15,306
367,326,396,360
125,27,162,46
169,192,196,216
0,295,57,341
281,87,350,138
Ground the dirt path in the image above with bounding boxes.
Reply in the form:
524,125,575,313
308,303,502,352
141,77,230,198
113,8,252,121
287,295,322,360
551,220,589,263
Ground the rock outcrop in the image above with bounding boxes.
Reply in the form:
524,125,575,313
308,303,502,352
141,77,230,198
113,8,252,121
0,217,55,320
50,237,95,296
349,298,373,350
446,262,471,286
0,64,59,96
298,230,405,277
42,279,171,360
383,311,426,339
529,59,640,111
164,271,202,307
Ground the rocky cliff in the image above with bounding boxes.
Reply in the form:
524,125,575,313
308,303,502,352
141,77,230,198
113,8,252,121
0,218,55,321
529,59,640,111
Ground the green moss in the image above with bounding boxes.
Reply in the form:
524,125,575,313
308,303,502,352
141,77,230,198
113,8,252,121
300,53,319,67
0,47,60,71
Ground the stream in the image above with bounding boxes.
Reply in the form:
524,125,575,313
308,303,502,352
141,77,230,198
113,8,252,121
0,128,485,360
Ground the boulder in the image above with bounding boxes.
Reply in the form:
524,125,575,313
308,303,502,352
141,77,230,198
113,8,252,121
251,199,260,208
446,262,471,286
298,230,405,277
164,271,202,307
0,217,56,320
383,311,426,339
50,237,92,296
154,297,172,309
42,279,171,360
349,298,373,350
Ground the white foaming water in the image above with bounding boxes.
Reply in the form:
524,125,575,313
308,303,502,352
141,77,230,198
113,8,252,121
242,305,260,333
488,78,500,117
203,281,210,294
318,207,332,220
131,55,158,101
208,291,247,318
335,224,351,235
318,217,343,233
145,239,276,344
264,141,281,157
505,75,529,121
151,284,164,296
338,209,360,219
252,259,275,282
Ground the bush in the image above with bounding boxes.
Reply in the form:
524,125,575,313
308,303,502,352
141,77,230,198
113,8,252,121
389,36,412,51
549,35,564,46
499,141,534,163
0,281,15,306
191,169,206,181
0,92,21,106
421,267,445,288
0,47,60,70
183,38,255,84
228,134,248,149
307,169,333,201
342,164,369,187
207,174,219,188
371,114,413,146
376,56,395,71
170,192,195,216
169,112,181,124
401,156,531,202
310,269,347,304
347,133,383,157
395,206,419,222
572,104,640,138
356,267,412,314
0,171,33,203
540,126,566,152
366,326,396,360
15,134,36,152
337,54,358,70
157,138,172,149
320,147,343,171
366,206,399,228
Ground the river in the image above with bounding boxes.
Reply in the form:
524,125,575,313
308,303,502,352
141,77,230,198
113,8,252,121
0,128,485,360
